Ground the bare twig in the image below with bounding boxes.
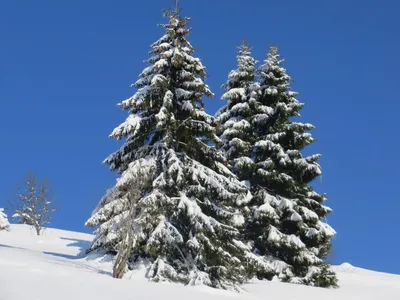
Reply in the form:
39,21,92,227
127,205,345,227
9,173,56,235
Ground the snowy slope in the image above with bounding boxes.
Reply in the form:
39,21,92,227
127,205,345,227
0,225,399,300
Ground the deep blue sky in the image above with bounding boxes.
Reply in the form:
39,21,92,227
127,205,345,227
1,0,399,274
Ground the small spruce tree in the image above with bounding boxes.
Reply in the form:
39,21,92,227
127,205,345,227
0,208,10,231
248,47,337,287
86,10,257,289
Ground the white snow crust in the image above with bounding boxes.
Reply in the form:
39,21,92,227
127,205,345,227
0,225,399,300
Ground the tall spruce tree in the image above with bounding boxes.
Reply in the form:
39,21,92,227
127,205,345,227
217,43,257,181
86,10,257,289
217,43,288,280
248,47,337,287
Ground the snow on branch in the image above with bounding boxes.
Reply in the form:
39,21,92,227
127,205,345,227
9,172,56,235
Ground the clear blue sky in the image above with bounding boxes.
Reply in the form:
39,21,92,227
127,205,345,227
1,0,399,274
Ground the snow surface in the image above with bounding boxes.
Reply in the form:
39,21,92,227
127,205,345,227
1,225,399,300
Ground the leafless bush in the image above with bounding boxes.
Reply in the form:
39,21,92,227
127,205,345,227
10,173,56,235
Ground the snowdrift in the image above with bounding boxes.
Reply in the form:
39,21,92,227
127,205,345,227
0,225,399,300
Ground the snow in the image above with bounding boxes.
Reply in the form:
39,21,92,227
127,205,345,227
0,225,399,300
110,114,142,139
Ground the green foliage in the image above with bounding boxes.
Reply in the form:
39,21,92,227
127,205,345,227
219,45,337,287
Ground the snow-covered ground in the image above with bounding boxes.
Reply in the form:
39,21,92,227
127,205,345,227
0,225,399,300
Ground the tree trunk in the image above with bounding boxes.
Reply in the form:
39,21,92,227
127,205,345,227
113,230,132,279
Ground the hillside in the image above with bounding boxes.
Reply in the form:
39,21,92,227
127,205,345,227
0,225,398,300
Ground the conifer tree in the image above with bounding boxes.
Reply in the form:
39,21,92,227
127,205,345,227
248,47,337,287
86,10,257,289
0,208,10,231
217,43,257,181
217,43,288,280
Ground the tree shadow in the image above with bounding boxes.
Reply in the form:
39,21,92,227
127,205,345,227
42,251,113,277
1,239,113,278
0,244,24,250
60,237,92,255
43,251,81,260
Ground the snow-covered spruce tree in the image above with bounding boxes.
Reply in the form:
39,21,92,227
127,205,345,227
217,42,257,181
0,208,10,231
86,10,257,289
247,47,337,287
216,43,288,280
